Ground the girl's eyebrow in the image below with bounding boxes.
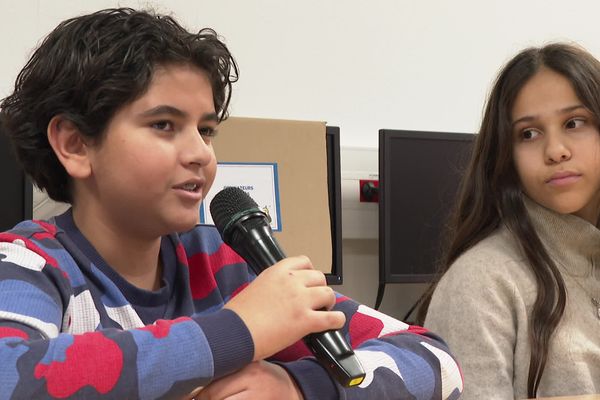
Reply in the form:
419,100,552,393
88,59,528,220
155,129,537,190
511,104,586,127
138,105,218,122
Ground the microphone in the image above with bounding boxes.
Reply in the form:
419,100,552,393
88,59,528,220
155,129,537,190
210,186,365,387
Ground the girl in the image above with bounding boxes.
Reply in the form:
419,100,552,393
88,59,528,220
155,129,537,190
420,43,600,399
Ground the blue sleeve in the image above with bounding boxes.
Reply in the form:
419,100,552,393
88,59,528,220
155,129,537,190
180,224,464,399
276,295,463,400
0,229,254,399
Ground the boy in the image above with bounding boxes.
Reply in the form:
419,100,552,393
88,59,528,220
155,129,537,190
0,8,462,399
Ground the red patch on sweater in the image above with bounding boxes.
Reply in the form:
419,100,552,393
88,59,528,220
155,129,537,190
188,244,245,299
349,312,384,348
0,233,66,279
34,332,123,396
0,327,29,340
138,317,190,338
31,220,58,241
175,243,188,267
271,340,312,362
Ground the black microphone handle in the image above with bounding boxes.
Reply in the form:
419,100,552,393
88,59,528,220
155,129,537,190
226,215,365,387
228,220,286,275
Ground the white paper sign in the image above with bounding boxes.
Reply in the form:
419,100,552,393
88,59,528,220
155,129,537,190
200,162,281,231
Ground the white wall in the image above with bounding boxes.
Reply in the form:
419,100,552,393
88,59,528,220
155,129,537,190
4,0,600,319
4,0,600,147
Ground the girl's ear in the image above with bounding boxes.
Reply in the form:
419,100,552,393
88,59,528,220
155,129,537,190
47,115,92,179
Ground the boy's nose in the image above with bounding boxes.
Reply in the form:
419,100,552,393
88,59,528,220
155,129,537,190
181,129,214,166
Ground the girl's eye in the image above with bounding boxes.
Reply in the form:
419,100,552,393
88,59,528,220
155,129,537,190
521,129,540,141
565,118,585,129
199,126,218,137
152,120,174,131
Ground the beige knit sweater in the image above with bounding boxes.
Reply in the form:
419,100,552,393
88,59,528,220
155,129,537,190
425,199,600,399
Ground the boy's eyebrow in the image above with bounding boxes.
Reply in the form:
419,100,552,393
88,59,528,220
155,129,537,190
201,113,220,122
511,104,587,127
138,105,219,122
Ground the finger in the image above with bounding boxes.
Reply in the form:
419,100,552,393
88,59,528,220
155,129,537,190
307,288,346,329
278,255,313,271
184,386,203,400
288,269,327,287
313,309,346,331
308,286,338,310
329,310,346,329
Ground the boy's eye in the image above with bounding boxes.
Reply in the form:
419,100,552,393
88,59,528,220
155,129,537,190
199,126,218,137
152,120,174,131
565,118,585,129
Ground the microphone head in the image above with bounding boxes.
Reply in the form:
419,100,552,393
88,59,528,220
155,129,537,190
209,187,265,238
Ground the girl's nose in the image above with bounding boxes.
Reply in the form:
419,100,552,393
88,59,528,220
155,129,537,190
544,134,571,164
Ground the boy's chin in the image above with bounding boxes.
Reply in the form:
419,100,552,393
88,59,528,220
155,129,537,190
167,215,199,234
172,221,198,234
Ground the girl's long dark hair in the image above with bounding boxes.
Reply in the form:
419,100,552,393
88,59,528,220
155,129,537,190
416,43,600,397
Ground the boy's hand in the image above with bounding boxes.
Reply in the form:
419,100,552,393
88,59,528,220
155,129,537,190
224,255,345,361
195,361,304,400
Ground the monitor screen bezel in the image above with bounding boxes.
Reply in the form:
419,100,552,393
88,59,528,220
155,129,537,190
379,129,474,283
325,126,343,284
0,133,32,231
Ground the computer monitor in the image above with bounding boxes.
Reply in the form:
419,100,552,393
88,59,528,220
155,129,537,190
0,132,32,231
325,126,343,284
379,129,474,284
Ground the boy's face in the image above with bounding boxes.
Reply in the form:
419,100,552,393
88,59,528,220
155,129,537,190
84,64,218,236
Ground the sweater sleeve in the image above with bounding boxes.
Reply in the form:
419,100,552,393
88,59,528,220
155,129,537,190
424,240,527,400
274,294,463,400
0,231,254,399
180,224,463,399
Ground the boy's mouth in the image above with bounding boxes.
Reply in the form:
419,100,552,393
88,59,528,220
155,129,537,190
174,179,204,193
180,183,198,192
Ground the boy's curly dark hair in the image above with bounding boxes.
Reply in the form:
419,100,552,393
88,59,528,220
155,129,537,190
0,8,238,203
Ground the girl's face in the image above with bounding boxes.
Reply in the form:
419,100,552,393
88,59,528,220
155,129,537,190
512,67,600,224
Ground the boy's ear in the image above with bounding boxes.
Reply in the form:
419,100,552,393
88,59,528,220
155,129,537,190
47,115,92,179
